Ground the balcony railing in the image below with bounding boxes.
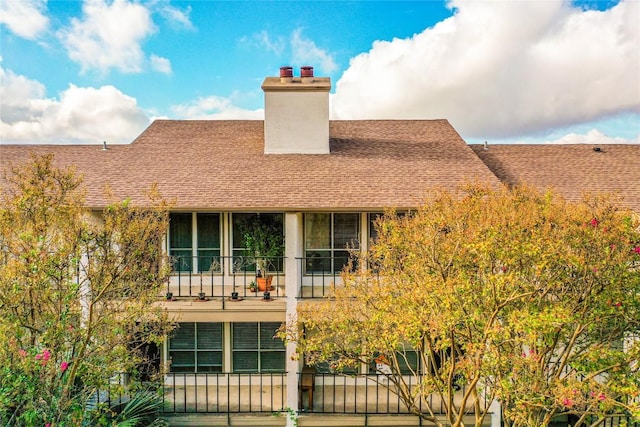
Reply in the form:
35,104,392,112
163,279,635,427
161,372,286,413
166,255,284,300
298,372,472,414
298,373,640,424
296,256,347,298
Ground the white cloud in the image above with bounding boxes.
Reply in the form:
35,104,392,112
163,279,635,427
239,30,286,55
150,54,172,74
171,95,263,120
540,129,639,145
156,2,194,30
0,65,149,144
57,0,156,74
0,0,49,40
291,28,337,73
331,0,640,140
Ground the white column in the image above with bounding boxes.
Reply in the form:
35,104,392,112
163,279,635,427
490,398,502,427
284,212,303,424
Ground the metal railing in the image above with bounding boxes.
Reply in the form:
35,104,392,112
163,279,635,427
298,372,465,415
582,415,640,427
296,256,348,298
165,255,284,299
161,372,287,413
299,373,640,424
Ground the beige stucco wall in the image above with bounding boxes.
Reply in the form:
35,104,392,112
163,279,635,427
263,81,330,154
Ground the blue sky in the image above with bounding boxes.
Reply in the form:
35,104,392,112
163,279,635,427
0,0,638,145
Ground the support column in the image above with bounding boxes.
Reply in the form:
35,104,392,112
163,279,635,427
284,212,303,425
489,398,502,427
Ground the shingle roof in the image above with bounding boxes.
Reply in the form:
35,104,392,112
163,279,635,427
1,119,500,210
470,144,640,212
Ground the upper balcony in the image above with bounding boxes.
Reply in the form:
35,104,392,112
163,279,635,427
165,255,285,301
163,255,355,303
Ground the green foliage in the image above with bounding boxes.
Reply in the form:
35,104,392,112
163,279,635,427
284,184,640,427
0,154,174,426
111,388,167,427
238,214,284,275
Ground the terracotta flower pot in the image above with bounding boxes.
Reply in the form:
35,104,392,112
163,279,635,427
257,276,273,291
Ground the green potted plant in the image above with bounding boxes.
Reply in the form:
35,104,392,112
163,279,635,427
239,214,284,291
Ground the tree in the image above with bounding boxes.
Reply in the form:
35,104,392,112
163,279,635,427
0,154,174,426
283,184,640,427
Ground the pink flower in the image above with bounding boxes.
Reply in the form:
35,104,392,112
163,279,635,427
590,218,599,227
42,349,51,362
60,361,69,373
562,397,573,407
633,246,640,254
18,349,27,358
46,424,51,427
598,393,606,401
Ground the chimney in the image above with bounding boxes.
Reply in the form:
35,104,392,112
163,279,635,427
262,66,331,154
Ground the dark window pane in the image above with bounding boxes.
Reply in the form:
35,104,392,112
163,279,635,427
398,351,420,374
197,213,220,249
198,323,223,350
333,250,351,273
171,250,192,272
334,213,359,248
232,213,283,272
233,352,258,372
170,213,192,249
260,323,283,349
233,323,258,349
197,351,223,372
305,250,332,273
170,323,195,350
232,213,254,248
261,352,285,372
198,249,221,273
305,213,330,250
368,213,383,243
232,249,256,273
170,351,194,369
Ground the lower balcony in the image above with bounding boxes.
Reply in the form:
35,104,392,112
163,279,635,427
162,372,286,413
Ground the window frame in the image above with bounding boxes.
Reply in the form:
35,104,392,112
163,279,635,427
168,212,222,274
304,212,360,274
230,213,284,273
168,322,224,373
232,322,286,373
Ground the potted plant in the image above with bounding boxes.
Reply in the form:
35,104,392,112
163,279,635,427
239,214,284,291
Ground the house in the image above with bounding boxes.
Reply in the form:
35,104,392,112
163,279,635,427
1,67,638,427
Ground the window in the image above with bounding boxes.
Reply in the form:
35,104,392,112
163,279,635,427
232,322,285,372
169,213,221,273
231,213,284,272
304,213,359,273
368,350,421,375
169,323,223,373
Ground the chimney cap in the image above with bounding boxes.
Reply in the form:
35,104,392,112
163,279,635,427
279,66,293,77
300,66,314,83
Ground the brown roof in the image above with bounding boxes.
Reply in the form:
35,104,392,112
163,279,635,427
470,144,640,212
1,120,500,210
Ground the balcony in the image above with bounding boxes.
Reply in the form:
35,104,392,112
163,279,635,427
165,255,284,300
161,372,286,413
298,372,472,415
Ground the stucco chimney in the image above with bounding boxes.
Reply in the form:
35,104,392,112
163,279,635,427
262,66,331,154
